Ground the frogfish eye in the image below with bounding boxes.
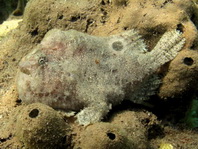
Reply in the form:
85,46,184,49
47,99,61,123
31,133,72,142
38,56,48,65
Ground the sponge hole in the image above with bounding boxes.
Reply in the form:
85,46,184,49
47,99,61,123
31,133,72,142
183,57,194,66
29,109,39,118
107,132,116,140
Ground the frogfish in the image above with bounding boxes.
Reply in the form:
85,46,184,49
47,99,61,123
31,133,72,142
17,29,185,125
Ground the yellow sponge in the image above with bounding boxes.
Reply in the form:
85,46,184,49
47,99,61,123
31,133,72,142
0,19,22,39
159,143,174,149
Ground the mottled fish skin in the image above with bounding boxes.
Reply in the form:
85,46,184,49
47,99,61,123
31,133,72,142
17,29,185,125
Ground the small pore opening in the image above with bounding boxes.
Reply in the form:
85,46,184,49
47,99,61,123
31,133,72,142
123,26,128,30
176,23,184,33
0,134,12,143
29,109,39,118
112,41,123,51
16,98,22,104
30,28,39,36
101,0,105,5
58,15,63,20
85,19,94,32
183,57,194,66
70,16,80,22
101,8,107,15
107,132,116,140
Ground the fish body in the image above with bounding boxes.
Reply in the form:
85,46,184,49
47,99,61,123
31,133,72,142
17,29,185,125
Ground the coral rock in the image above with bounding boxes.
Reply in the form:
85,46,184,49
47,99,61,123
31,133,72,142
73,123,132,149
15,103,69,149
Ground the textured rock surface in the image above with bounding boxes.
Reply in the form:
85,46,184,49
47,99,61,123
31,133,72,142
0,103,70,149
17,29,184,125
72,110,159,149
73,123,132,149
15,103,69,149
